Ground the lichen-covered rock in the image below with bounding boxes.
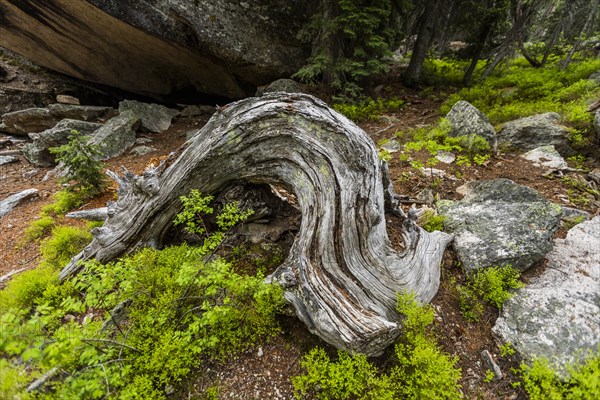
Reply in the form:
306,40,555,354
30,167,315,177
0,0,313,101
90,111,139,160
445,100,497,152
118,101,177,133
437,179,562,272
521,145,567,171
22,119,102,167
493,216,600,372
498,113,574,156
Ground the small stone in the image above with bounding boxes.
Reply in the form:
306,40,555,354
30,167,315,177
135,137,153,144
23,169,39,179
164,385,175,395
436,150,456,164
417,188,435,204
130,145,157,156
521,145,567,171
380,139,401,153
56,95,80,105
481,350,503,381
257,347,264,357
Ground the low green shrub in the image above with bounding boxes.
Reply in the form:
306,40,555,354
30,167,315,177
39,225,93,269
333,97,404,122
42,190,85,216
419,209,445,232
292,292,462,399
400,118,491,164
23,214,55,242
455,265,523,322
519,349,600,400
0,191,283,399
441,58,600,137
0,266,58,312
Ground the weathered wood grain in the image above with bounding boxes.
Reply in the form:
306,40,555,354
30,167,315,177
59,93,451,355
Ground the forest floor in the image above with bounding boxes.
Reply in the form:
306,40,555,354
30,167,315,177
1,57,599,399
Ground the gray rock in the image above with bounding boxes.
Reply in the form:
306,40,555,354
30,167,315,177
90,111,139,160
130,145,157,156
438,179,562,272
135,137,153,144
493,216,600,373
436,150,456,164
498,113,574,156
445,100,497,152
590,168,600,185
118,100,178,133
0,188,38,217
0,104,113,136
481,350,503,381
0,155,18,166
589,71,600,85
380,139,401,153
66,207,108,221
179,105,216,118
594,110,600,143
521,145,568,171
47,104,114,122
0,108,57,136
22,119,103,167
0,1,313,100
257,79,306,96
561,206,590,223
56,95,80,105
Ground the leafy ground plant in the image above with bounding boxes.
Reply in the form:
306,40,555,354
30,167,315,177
292,291,462,399
0,191,283,399
454,265,523,322
517,348,600,400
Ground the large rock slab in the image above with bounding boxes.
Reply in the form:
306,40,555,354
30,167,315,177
0,189,38,218
1,104,112,136
445,100,497,152
0,108,57,136
22,119,102,167
118,101,177,133
493,216,600,372
498,113,575,156
90,111,139,159
438,179,562,272
0,0,313,101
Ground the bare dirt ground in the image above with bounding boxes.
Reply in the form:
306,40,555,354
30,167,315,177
1,55,599,399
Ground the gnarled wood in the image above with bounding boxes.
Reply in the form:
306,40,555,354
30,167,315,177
59,93,451,355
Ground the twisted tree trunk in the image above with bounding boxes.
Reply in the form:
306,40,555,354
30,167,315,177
59,93,451,355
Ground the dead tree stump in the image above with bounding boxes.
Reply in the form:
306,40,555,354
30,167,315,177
59,93,451,355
